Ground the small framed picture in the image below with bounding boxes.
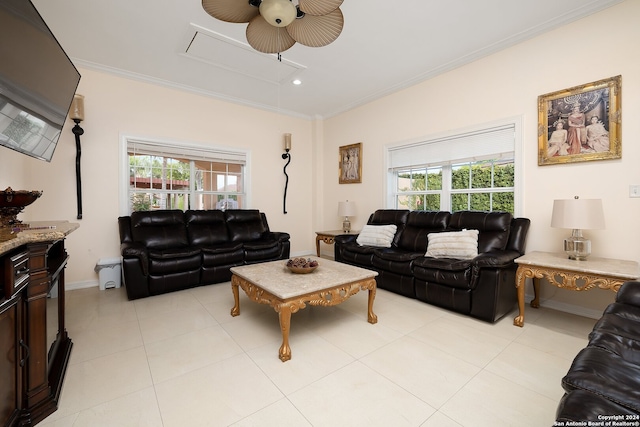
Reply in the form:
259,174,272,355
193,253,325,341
339,143,362,184
538,75,621,166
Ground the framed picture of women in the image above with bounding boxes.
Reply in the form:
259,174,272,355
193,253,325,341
538,75,621,166
339,143,362,184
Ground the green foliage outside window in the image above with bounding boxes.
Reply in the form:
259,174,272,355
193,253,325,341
130,193,151,212
129,156,191,182
398,169,442,211
398,161,514,213
129,155,191,212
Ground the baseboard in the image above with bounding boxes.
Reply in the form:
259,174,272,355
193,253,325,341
290,251,316,258
524,292,603,320
67,280,99,291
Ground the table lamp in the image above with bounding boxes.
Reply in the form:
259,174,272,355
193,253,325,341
551,196,605,260
338,200,356,232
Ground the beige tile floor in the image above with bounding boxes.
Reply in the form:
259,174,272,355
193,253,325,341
39,283,596,427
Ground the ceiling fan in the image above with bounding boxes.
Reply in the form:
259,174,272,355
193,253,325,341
202,0,344,54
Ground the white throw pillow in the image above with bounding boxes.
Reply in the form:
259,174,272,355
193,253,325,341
425,229,479,259
356,224,398,248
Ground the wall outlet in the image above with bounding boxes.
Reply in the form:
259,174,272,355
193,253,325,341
630,185,640,198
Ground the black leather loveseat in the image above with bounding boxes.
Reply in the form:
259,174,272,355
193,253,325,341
334,209,530,322
556,280,640,422
118,209,290,300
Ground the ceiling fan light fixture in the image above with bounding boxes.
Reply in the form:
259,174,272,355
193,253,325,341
286,7,343,47
202,0,344,53
298,0,343,16
246,15,296,53
202,0,259,23
259,0,297,27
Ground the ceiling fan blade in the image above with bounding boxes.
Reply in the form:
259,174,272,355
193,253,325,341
298,0,343,16
202,0,259,23
246,15,296,54
286,8,343,47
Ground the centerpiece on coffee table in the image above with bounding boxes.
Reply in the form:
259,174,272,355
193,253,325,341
286,257,319,274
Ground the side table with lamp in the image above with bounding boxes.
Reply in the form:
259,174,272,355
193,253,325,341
315,229,359,257
315,201,358,257
513,197,639,327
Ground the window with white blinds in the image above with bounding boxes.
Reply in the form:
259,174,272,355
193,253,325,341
122,137,248,214
387,120,519,214
128,140,246,165
388,124,515,170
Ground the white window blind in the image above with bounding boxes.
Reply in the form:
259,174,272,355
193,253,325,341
128,139,246,164
388,124,515,170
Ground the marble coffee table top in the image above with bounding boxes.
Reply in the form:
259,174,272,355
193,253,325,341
230,257,378,300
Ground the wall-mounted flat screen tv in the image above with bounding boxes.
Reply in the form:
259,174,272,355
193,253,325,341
0,0,80,162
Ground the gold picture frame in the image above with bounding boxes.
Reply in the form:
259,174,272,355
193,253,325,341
538,75,621,166
339,143,362,184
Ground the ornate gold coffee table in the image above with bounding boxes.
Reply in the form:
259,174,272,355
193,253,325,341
230,257,378,362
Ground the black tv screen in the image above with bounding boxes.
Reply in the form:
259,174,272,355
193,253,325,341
0,0,80,162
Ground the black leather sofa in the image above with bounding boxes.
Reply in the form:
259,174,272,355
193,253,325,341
334,209,530,322
118,209,290,300
556,280,640,423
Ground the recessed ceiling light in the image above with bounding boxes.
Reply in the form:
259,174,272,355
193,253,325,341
292,79,302,85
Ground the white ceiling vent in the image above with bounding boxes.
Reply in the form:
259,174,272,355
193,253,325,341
183,24,305,84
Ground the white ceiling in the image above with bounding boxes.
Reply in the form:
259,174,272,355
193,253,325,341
31,0,621,119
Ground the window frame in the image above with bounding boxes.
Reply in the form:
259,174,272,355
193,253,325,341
385,116,523,216
119,135,251,216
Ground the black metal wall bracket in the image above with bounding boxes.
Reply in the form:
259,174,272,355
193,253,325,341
72,120,84,219
282,150,291,214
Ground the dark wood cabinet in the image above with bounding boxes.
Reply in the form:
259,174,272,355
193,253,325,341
0,289,23,427
0,227,75,426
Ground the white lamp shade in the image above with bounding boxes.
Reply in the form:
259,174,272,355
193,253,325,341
338,201,356,217
551,198,605,230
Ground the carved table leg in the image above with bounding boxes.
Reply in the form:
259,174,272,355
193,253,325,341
316,235,322,257
513,267,526,327
231,280,240,317
530,278,541,308
367,287,378,324
278,304,293,362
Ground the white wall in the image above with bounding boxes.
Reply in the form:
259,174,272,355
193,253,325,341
321,1,640,317
1,2,637,318
1,68,314,286
0,141,29,188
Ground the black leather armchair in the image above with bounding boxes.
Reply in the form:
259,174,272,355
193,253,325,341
556,281,640,422
118,209,290,300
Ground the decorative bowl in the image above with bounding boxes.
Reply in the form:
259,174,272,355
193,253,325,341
287,265,318,274
0,187,43,227
285,257,319,274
